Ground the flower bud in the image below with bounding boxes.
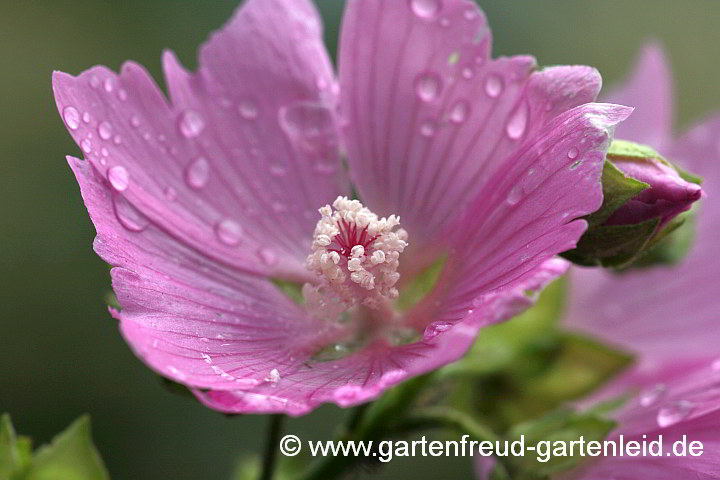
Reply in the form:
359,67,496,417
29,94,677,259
562,140,703,268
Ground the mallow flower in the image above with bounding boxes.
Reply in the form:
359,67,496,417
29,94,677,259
561,44,720,478
53,0,630,415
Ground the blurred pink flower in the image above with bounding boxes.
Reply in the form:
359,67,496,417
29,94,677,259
563,44,720,478
53,0,628,415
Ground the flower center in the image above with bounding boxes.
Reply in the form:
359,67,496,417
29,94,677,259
304,196,408,319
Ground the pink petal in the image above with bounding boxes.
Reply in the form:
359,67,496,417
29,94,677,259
601,43,673,149
192,258,565,415
338,0,608,253
53,0,348,279
407,103,631,328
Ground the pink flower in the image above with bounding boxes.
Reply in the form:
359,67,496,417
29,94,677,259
53,0,629,415
563,44,720,478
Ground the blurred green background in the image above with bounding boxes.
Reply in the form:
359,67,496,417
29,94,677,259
2,1,719,478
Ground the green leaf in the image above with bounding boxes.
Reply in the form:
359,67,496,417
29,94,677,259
508,409,616,476
23,416,109,480
586,159,648,227
1,414,32,478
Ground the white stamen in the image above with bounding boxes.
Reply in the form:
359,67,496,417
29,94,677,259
304,196,408,318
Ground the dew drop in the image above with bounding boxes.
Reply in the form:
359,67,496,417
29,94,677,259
101,147,109,157
657,400,694,428
81,139,92,153
567,147,579,159
639,384,666,407
419,120,437,137
463,6,479,20
424,321,452,340
113,134,122,145
484,74,503,98
265,369,281,383
89,76,100,88
63,107,80,130
506,185,523,205
178,110,205,138
409,0,441,18
449,100,470,124
238,99,259,120
257,247,278,267
439,17,451,27
118,89,128,101
107,165,129,192
185,157,210,189
113,195,149,232
506,103,528,140
130,115,141,128
415,72,442,102
164,186,177,201
103,77,114,93
269,165,287,177
461,67,474,80
215,219,243,246
98,121,113,140
712,358,720,371
82,112,92,124
278,102,336,154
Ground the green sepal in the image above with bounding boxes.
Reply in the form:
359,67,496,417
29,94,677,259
1,414,32,478
586,159,649,227
507,409,616,476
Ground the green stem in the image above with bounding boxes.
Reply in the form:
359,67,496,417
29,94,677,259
259,414,284,480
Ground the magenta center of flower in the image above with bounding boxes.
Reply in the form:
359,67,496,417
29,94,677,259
303,196,408,319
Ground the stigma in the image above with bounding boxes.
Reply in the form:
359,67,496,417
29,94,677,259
304,196,408,318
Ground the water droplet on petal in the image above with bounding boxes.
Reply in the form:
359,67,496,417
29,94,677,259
439,17,451,27
113,195,149,232
185,157,210,189
257,247,278,267
639,384,666,407
101,147,109,157
506,185,522,205
568,147,579,159
449,100,470,124
130,115,141,128
164,186,177,201
118,89,128,101
82,112,92,124
278,102,336,155
89,76,100,89
269,165,287,177
215,219,243,246
415,72,442,102
419,120,437,137
657,400,694,428
81,139,92,153
98,121,113,140
461,67,474,80
712,358,720,371
506,103,528,140
113,134,122,145
238,99,259,120
484,74,503,98
463,6,479,20
178,110,205,138
63,107,80,130
409,0,441,18
107,165,129,192
424,321,452,340
103,78,114,93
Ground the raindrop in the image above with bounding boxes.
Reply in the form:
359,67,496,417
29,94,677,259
257,247,278,267
409,0,441,18
82,112,92,124
415,72,442,102
238,99,259,120
81,139,92,153
113,134,122,145
178,110,205,138
269,165,287,177
506,185,522,205
419,120,437,137
113,195,149,232
657,400,694,428
424,321,452,340
463,6,479,20
461,67,474,80
130,115,141,128
63,107,80,130
101,147,109,157
567,147,579,159
107,166,129,192
639,384,666,407
265,369,281,383
164,186,177,201
484,74,503,98
103,77,114,93
448,100,470,124
439,17,451,28
118,89,128,101
185,157,210,189
98,121,113,140
89,76,100,89
506,103,528,140
278,102,336,154
215,219,243,246
712,358,720,371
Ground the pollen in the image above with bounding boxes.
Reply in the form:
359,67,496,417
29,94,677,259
304,196,408,318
